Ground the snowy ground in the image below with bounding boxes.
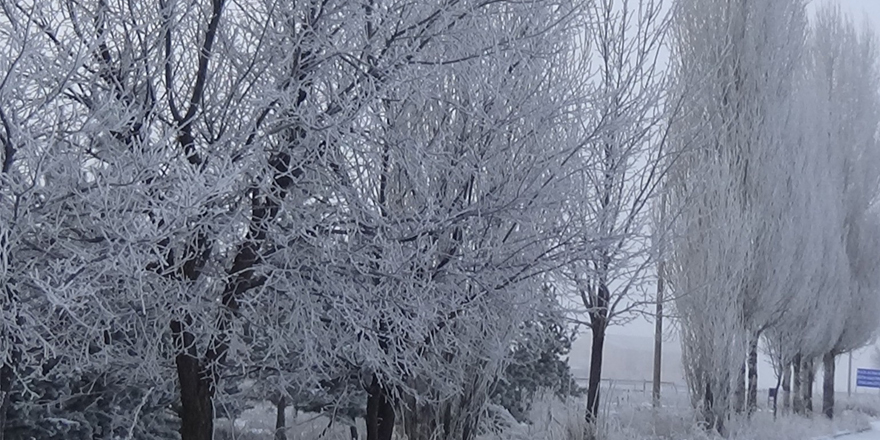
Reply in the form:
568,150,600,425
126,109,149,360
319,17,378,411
215,388,880,440
480,391,875,440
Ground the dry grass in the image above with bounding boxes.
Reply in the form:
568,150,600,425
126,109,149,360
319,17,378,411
478,389,876,440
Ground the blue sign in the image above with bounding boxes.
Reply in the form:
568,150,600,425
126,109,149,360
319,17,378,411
856,368,880,388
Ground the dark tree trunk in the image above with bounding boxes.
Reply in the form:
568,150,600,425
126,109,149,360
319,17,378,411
1,285,23,440
823,352,835,419
585,318,606,424
803,357,814,414
782,362,791,413
772,373,782,420
172,317,214,440
167,138,294,440
702,382,723,435
792,354,803,414
703,382,713,426
350,425,359,440
366,375,395,440
275,396,287,440
747,333,759,415
0,357,13,440
175,353,214,440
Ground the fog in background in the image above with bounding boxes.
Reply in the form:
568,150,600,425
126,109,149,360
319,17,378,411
567,0,880,395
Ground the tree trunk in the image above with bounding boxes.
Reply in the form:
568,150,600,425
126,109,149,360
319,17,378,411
792,355,803,414
275,396,287,440
366,375,395,440
782,362,791,413
0,358,13,440
772,373,782,420
403,394,435,440
1,316,23,440
175,353,214,440
585,319,606,424
703,382,713,426
823,352,835,419
747,334,759,415
734,361,745,413
702,382,723,435
172,317,214,440
802,357,814,414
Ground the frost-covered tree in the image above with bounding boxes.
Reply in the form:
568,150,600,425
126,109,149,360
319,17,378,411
806,4,880,419
0,4,178,437
667,0,811,430
342,5,584,437
0,1,585,440
560,0,674,425
669,0,880,428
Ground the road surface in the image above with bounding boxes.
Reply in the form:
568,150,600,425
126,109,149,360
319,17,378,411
838,422,880,440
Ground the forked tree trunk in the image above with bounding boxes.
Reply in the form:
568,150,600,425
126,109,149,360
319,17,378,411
585,318,607,424
585,243,611,428
702,382,723,435
823,352,835,419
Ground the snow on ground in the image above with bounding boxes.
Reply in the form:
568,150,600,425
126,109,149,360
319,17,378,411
215,388,880,440
478,391,873,440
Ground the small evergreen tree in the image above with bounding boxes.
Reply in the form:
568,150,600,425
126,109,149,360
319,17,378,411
491,285,582,422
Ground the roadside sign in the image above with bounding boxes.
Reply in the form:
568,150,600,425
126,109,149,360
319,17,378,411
856,368,880,388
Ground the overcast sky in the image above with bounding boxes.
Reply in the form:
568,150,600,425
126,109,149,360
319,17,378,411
827,0,880,29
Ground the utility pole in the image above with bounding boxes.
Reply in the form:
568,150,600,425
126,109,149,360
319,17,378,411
848,352,852,396
652,260,664,407
652,191,667,408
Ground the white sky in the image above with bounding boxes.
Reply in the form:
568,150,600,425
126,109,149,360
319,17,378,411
827,0,880,30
